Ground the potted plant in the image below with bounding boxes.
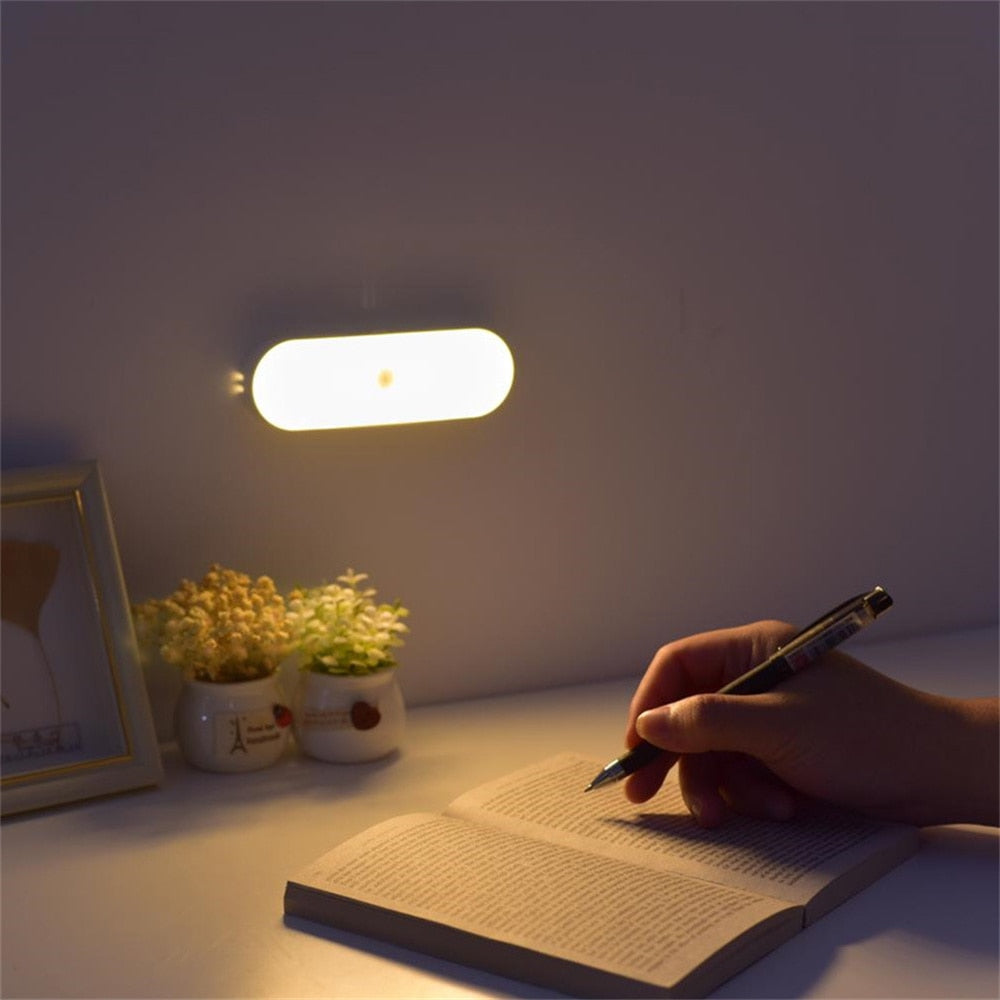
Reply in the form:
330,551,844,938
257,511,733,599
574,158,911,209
285,569,409,762
132,565,293,772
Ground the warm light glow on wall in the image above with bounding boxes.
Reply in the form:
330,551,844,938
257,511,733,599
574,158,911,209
250,328,515,431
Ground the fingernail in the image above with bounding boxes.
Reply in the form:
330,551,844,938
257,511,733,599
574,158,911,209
680,788,709,825
636,707,668,740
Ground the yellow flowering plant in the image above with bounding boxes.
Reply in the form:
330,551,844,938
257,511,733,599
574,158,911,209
132,564,290,683
286,569,409,676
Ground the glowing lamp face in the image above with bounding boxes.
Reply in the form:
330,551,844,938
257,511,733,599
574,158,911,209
250,328,514,431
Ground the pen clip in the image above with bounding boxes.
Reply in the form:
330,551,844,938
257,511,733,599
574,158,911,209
793,587,889,640
780,587,892,672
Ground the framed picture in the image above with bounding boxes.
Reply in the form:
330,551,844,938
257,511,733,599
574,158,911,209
1,461,162,815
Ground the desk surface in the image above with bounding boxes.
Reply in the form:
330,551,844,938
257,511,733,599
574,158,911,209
2,628,998,999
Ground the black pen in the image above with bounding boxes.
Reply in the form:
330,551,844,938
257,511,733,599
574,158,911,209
584,586,894,792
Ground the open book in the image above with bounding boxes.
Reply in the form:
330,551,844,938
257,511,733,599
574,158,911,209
284,753,919,998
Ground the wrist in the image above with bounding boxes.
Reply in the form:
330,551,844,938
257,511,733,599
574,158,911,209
922,695,999,827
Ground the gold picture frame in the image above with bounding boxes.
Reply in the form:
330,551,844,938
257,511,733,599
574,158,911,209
1,462,162,815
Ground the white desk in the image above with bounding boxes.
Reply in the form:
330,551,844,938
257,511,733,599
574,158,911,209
2,628,998,999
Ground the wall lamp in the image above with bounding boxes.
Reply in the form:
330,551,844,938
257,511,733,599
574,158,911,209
248,327,515,431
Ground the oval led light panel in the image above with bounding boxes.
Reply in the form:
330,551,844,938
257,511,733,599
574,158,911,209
251,328,514,431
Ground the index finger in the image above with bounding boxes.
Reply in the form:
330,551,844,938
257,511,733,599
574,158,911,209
622,620,795,802
626,620,794,739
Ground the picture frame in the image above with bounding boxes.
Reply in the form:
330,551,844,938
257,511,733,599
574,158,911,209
1,461,162,815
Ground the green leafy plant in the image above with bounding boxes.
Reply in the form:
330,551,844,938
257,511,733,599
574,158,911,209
286,569,409,675
132,565,289,683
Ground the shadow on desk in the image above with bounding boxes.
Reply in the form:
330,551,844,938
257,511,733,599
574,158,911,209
285,825,999,1000
713,824,999,999
0,742,410,837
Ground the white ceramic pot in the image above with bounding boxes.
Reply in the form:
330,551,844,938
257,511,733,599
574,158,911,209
293,670,405,763
175,674,292,772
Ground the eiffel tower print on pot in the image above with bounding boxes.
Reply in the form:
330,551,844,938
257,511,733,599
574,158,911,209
133,565,293,773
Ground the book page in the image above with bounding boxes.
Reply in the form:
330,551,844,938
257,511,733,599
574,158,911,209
287,812,799,997
445,753,919,915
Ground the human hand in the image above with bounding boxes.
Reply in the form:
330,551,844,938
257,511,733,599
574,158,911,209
624,620,999,828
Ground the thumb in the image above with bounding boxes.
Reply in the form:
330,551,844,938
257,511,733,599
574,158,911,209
636,693,785,761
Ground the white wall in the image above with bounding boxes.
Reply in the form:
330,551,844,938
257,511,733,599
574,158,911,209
3,2,996,705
